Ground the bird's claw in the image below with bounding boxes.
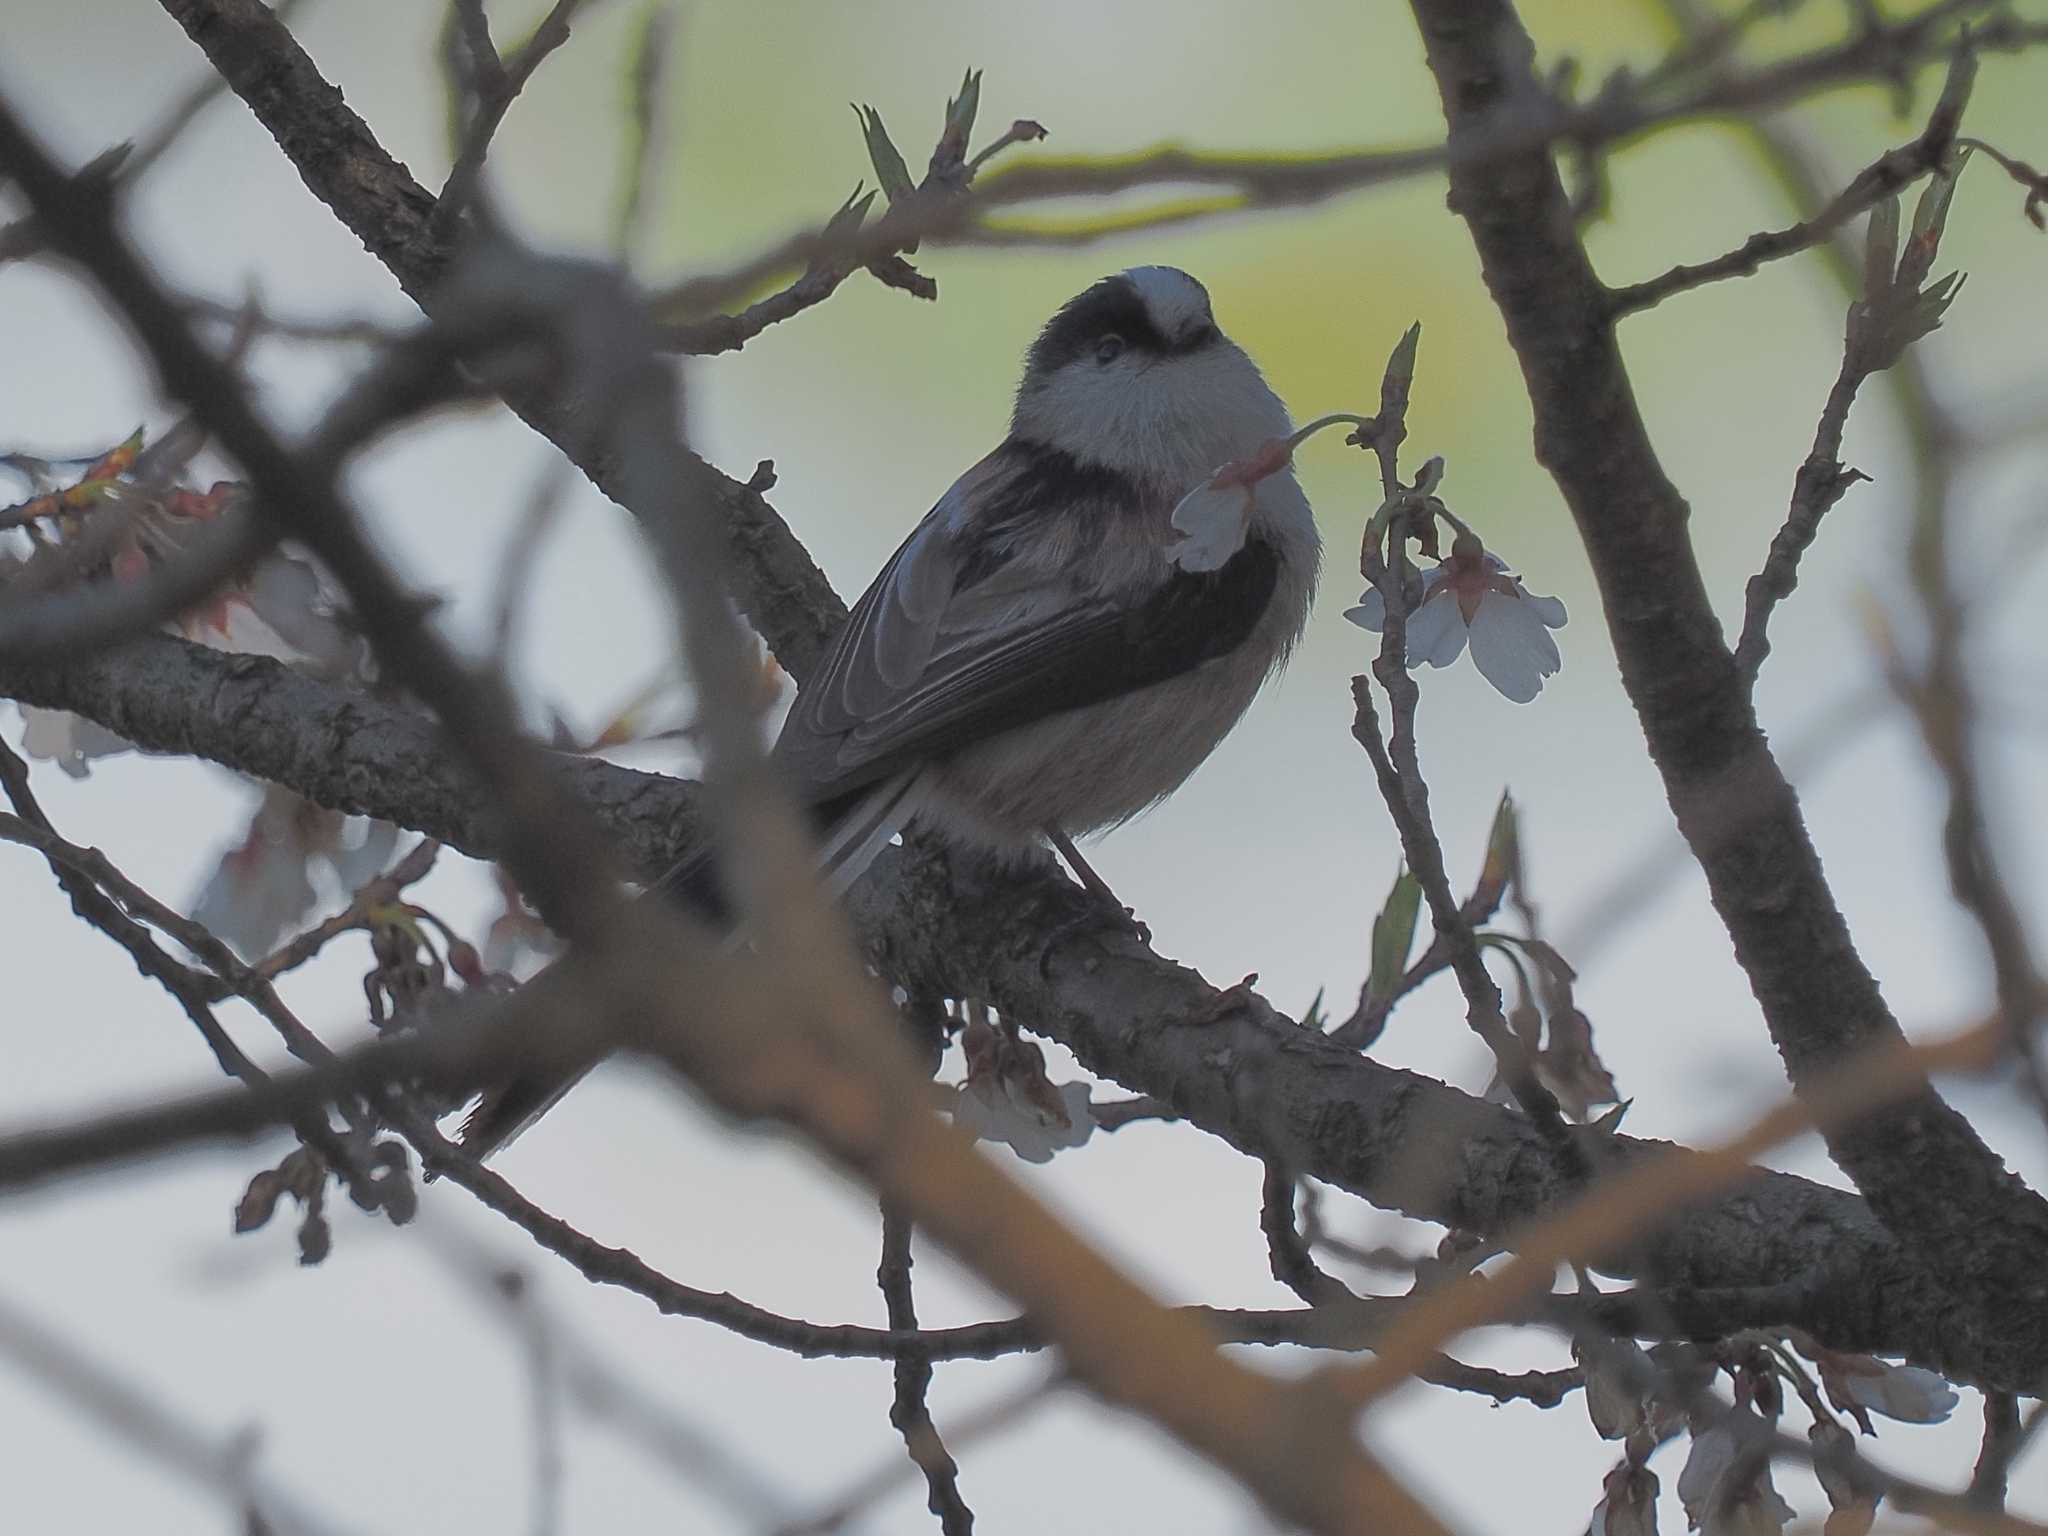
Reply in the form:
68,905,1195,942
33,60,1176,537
1036,899,1151,978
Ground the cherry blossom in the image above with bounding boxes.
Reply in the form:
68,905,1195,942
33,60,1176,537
1815,1349,1958,1429
946,1077,1094,1163
1167,412,1370,573
1677,1410,1797,1536
1347,532,1568,702
943,1015,1096,1163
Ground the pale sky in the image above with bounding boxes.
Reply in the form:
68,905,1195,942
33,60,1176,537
3,2,2046,1532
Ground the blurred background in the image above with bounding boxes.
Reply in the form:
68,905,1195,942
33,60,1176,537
2,0,2045,1530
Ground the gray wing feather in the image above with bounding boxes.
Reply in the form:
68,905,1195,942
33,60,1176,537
775,449,1130,802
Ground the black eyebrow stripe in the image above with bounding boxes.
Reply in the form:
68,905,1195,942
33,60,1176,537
1022,275,1170,376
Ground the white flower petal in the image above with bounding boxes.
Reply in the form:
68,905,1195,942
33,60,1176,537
1344,587,1386,631
1841,1361,1958,1423
1166,481,1252,572
1468,591,1562,702
1405,590,1469,669
20,705,132,778
946,1080,1094,1163
1523,591,1569,629
1678,1424,1737,1526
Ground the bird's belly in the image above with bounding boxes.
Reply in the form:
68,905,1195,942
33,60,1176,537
918,638,1277,851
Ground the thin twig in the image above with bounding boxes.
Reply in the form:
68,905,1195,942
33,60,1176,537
0,501,271,661
1259,1164,1354,1308
431,0,596,241
879,1207,975,1534
1732,345,1874,680
1609,129,1955,317
611,2,675,258
775,1375,1059,1536
1313,1008,1999,1417
657,93,1043,357
228,838,442,993
420,1228,789,1523
0,742,407,1221
2,95,1459,1533
1348,337,1585,1167
181,292,413,347
0,1289,356,1536
649,0,2046,338
0,0,308,261
1970,1392,2024,1510
1331,881,1507,1048
488,457,574,665
506,1272,566,1536
1087,1094,1176,1130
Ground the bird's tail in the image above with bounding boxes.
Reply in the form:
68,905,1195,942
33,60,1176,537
455,769,931,1160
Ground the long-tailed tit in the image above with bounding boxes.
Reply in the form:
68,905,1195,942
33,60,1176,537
462,265,1318,1154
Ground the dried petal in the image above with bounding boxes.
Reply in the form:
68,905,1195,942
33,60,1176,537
1679,1410,1796,1536
1578,1336,1656,1440
1589,1461,1659,1536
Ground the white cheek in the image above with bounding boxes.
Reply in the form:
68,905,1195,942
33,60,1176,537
1015,346,1292,486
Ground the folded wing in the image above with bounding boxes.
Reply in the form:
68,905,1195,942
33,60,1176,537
776,441,1279,807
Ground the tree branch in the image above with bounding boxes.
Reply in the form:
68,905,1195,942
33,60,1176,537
0,629,2004,1384
1404,0,2048,1391
157,0,849,679
1607,130,1953,317
878,1207,974,1533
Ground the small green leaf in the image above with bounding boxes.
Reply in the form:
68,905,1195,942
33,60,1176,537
1897,269,1967,351
1367,868,1422,1001
822,184,878,245
1379,321,1423,418
853,104,916,204
1515,936,1578,989
1900,148,1970,292
1911,150,1968,247
1301,986,1328,1033
1862,195,1900,306
943,68,983,152
1473,789,1518,911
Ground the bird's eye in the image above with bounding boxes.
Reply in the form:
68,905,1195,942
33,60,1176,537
1094,334,1126,364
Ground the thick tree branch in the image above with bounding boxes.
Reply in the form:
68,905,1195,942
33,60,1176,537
1404,0,2048,1391
0,631,1992,1382
0,635,708,867
157,0,848,679
21,0,2032,1404
151,0,2048,683
2,99,1463,1532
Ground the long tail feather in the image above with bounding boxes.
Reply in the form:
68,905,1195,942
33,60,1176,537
457,775,926,1158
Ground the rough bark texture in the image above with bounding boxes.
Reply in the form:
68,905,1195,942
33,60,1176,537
0,639,705,868
0,634,2003,1386
115,0,2048,1390
1408,0,2048,1390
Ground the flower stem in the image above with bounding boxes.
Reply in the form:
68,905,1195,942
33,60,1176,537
1286,412,1374,451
